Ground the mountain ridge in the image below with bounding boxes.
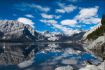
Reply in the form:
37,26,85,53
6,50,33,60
0,20,85,42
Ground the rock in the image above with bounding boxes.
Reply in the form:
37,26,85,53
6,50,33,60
55,66,73,70
84,36,105,59
61,59,77,65
18,59,33,68
80,61,105,70
97,61,105,70
88,36,105,49
79,61,105,70
79,65,100,70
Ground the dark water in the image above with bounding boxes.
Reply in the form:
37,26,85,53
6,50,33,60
0,42,101,70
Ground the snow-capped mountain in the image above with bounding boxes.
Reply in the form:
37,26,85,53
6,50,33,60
0,20,85,42
37,30,85,41
41,31,61,41
0,20,36,42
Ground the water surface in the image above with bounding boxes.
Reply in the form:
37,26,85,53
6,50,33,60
0,42,101,70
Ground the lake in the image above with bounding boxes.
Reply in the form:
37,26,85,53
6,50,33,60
0,42,101,70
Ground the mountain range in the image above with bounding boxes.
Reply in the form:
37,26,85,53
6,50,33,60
0,20,85,42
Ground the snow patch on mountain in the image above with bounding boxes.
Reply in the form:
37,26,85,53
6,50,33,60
40,31,62,41
48,36,59,41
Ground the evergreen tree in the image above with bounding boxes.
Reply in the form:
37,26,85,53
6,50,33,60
101,14,105,26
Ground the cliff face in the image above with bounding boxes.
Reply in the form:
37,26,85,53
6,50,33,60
0,20,36,42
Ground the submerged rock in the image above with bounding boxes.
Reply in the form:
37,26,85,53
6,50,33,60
79,65,100,70
79,61,105,70
55,66,73,70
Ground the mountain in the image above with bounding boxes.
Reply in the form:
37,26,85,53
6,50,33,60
0,20,36,42
0,20,85,42
83,15,105,59
37,31,63,41
37,31,85,42
83,14,105,40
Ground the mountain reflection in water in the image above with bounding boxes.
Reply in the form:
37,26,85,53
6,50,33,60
0,42,101,70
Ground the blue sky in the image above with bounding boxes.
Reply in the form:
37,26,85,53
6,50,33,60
0,0,105,36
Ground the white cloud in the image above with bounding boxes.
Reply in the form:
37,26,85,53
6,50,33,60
15,3,50,12
25,14,34,18
81,18,101,24
56,4,77,13
61,19,77,26
76,6,99,20
63,5,77,13
40,19,57,24
41,13,53,19
40,19,80,36
52,24,80,36
56,9,65,13
41,13,61,19
55,15,61,19
17,17,35,28
75,6,101,24
30,4,50,12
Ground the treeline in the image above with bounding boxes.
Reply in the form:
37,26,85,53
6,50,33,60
87,15,105,40
87,26,105,40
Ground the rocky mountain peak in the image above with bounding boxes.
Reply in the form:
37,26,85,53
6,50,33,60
0,20,36,42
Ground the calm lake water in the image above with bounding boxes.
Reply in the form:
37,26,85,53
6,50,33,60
0,42,101,70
